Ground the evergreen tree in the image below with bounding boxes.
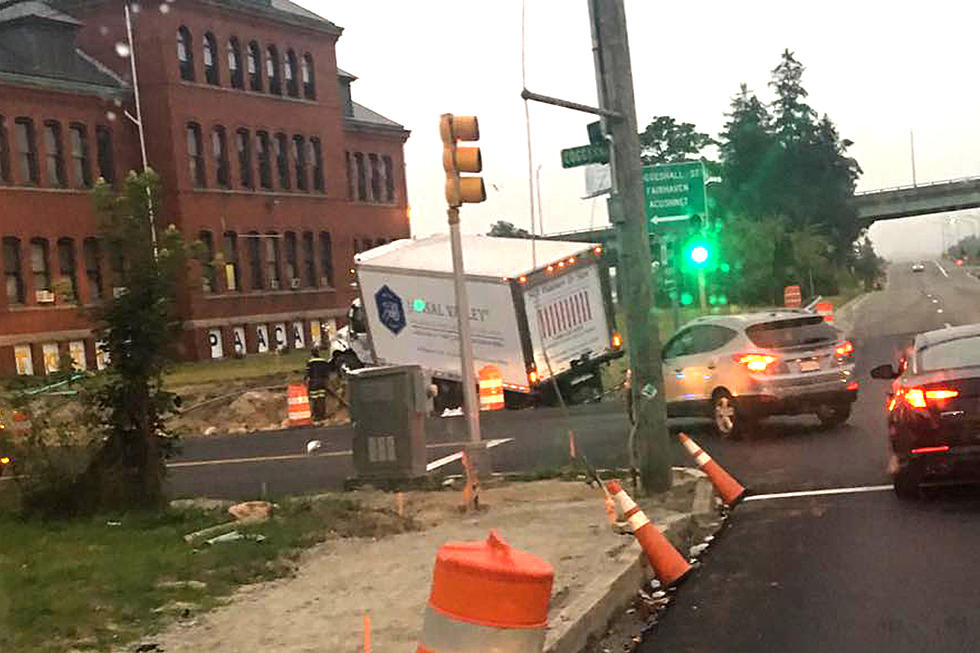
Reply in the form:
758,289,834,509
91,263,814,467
638,116,713,165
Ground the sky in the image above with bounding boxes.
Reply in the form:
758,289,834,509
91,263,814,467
300,0,980,260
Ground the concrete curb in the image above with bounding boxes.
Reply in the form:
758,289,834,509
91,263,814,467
832,292,870,337
543,472,716,653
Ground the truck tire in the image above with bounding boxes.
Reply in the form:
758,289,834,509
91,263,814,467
567,374,603,405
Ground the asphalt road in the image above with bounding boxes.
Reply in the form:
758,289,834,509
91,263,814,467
638,259,980,653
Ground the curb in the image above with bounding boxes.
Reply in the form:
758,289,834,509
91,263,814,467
832,292,870,337
543,472,716,653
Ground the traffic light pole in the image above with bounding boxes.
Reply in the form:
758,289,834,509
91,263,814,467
589,0,672,492
447,207,482,444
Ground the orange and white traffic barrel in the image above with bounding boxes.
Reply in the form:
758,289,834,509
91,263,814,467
287,383,312,427
417,530,553,653
816,301,834,323
478,364,505,411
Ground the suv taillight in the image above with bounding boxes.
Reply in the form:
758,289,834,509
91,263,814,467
835,340,854,359
901,387,959,409
733,353,778,373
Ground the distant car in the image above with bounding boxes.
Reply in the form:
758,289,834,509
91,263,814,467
662,311,858,439
871,323,980,498
911,263,925,272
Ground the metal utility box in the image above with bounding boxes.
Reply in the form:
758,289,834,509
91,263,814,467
349,364,428,479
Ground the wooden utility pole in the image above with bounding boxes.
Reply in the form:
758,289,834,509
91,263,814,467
588,0,672,492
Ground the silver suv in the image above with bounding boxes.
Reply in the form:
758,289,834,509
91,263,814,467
661,310,858,438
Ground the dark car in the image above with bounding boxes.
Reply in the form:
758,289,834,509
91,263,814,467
871,323,980,498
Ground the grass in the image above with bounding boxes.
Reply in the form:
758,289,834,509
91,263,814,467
0,496,416,652
164,350,308,388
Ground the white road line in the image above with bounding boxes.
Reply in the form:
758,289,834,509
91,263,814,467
937,308,944,314
744,484,893,502
945,322,953,328
934,260,949,278
425,437,514,472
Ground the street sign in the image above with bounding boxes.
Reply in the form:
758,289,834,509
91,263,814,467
783,285,802,308
587,120,603,145
561,143,608,168
643,161,706,224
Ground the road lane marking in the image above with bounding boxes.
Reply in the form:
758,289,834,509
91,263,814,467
426,438,514,472
934,260,949,278
945,322,953,328
744,484,893,502
937,308,944,314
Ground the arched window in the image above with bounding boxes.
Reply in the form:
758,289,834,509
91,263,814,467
186,122,205,188
0,115,10,184
285,49,299,97
247,41,262,91
301,53,315,99
177,26,194,81
255,131,272,190
227,37,243,89
203,32,219,85
57,237,77,301
292,135,307,191
319,231,333,287
266,45,281,95
274,132,289,189
311,138,324,193
212,126,229,188
235,128,252,189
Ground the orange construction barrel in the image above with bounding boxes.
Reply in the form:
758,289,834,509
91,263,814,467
816,301,834,323
287,383,312,427
417,531,554,652
478,364,505,411
783,284,802,308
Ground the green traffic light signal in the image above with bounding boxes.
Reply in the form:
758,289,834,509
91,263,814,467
688,244,709,266
680,292,694,306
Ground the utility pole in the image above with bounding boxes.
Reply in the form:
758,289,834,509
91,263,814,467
588,0,671,492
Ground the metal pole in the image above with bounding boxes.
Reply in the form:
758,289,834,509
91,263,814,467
535,164,545,235
588,0,671,493
910,129,917,188
698,270,707,311
447,208,481,443
124,2,159,257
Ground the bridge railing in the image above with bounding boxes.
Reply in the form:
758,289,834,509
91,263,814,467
855,175,980,196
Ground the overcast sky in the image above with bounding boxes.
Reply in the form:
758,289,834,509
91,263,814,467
300,0,980,260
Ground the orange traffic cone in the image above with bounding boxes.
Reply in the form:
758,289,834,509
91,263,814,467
678,432,747,506
606,480,691,587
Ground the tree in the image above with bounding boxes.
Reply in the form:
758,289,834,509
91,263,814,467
80,169,185,511
487,220,531,238
638,116,713,165
852,235,885,291
716,84,778,219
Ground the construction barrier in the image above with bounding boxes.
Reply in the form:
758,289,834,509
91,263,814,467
287,383,313,427
783,284,802,308
606,480,691,587
816,301,834,323
10,410,31,434
417,531,553,653
678,433,747,506
478,364,505,411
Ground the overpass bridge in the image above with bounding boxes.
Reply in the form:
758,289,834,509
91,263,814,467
545,175,980,248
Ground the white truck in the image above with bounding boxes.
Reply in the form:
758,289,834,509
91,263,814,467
328,234,623,410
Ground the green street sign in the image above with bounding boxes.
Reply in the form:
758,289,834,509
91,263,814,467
587,120,603,145
643,161,706,224
561,143,608,168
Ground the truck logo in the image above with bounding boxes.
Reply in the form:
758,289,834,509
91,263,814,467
375,285,406,335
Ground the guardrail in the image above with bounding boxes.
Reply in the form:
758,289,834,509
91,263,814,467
854,175,980,197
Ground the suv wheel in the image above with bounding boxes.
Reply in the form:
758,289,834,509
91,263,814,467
712,391,741,440
893,466,920,500
816,402,851,428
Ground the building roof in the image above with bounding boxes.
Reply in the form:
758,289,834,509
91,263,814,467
337,67,357,80
349,101,404,130
356,235,600,280
205,0,342,34
0,0,128,96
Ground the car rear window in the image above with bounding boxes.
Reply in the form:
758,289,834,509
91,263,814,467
918,335,980,371
745,316,837,349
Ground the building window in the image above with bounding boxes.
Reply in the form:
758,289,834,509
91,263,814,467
345,151,354,199
383,155,395,202
57,237,77,301
266,45,281,95
212,126,230,188
3,237,24,305
227,37,243,89
354,152,367,201
292,135,307,191
68,124,91,188
319,231,333,287
256,131,272,190
284,231,298,284
83,237,103,301
203,32,219,85
274,132,290,189
264,233,281,289
30,238,51,296
96,126,114,183
301,53,315,100
285,50,299,97
187,123,205,188
14,118,38,185
199,230,215,292
0,116,10,184
109,241,125,286
311,138,324,193
302,231,315,287
247,41,262,91
368,153,382,202
247,231,263,290
177,26,194,81
42,121,66,188
235,128,252,189
223,231,240,291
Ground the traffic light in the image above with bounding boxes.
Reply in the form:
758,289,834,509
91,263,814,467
685,240,711,267
440,114,486,207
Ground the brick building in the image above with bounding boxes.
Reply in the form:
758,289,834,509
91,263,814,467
0,0,410,375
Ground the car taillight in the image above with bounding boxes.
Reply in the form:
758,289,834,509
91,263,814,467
835,340,854,358
911,445,950,455
527,367,538,385
733,353,778,373
903,387,959,409
0,455,10,465
611,331,623,350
